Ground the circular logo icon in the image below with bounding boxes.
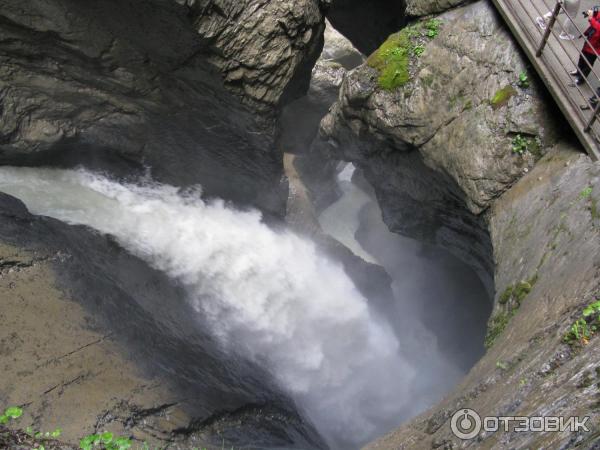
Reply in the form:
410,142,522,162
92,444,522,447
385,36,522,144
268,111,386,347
450,408,481,440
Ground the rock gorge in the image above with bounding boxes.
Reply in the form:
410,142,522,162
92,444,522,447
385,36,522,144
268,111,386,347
0,0,598,449
308,2,600,449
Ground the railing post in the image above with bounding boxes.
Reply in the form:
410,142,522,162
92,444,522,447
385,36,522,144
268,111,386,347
536,1,562,56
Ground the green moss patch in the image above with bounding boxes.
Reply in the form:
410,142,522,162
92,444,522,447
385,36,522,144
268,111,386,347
367,31,411,90
491,85,517,109
486,275,538,349
367,19,443,91
485,311,512,349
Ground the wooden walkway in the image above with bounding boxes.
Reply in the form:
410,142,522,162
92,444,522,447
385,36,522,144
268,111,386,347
491,0,600,160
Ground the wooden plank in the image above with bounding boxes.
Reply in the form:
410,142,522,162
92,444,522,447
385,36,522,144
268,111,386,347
491,0,600,160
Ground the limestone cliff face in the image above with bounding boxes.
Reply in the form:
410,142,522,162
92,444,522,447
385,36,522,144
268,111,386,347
311,1,600,448
367,146,600,450
179,0,326,111
0,0,329,217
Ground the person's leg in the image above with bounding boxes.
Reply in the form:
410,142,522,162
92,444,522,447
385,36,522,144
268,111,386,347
576,53,597,81
560,17,577,39
560,0,581,39
573,53,589,83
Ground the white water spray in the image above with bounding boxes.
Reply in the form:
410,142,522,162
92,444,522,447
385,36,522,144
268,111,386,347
0,167,417,447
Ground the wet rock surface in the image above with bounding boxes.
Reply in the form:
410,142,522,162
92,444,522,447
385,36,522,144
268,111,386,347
0,0,598,448
405,0,473,17
367,145,600,450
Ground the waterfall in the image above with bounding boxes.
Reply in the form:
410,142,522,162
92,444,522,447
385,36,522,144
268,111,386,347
0,166,418,448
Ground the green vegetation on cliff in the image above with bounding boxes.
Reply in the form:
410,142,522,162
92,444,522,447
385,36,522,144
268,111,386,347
490,85,516,109
367,19,442,90
0,405,129,450
0,404,226,450
485,275,538,348
367,31,411,90
563,299,600,347
511,133,542,157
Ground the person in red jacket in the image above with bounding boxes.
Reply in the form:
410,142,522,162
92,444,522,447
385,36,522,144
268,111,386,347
572,7,600,85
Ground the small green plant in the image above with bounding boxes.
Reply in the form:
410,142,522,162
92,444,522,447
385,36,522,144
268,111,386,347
0,405,142,450
580,186,593,200
0,406,23,424
80,432,132,450
577,186,599,223
499,285,514,304
367,31,411,90
513,280,534,303
511,134,542,157
512,134,528,155
424,19,442,38
0,406,62,450
518,71,530,88
413,45,425,57
26,427,63,440
563,299,600,347
496,360,509,370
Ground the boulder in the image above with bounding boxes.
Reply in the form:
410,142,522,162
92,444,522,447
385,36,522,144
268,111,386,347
313,0,562,286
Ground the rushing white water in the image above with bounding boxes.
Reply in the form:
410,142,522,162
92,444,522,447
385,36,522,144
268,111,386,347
0,167,417,448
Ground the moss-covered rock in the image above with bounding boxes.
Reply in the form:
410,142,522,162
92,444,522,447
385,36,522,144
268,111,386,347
490,85,517,109
318,0,559,218
367,20,442,90
367,31,412,90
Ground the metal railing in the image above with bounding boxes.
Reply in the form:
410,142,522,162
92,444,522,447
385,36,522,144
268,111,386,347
503,0,600,147
535,1,600,130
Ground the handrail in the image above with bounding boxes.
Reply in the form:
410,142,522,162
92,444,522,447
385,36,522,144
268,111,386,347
537,2,562,56
533,0,600,130
491,0,600,159
527,0,600,84
527,0,600,110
